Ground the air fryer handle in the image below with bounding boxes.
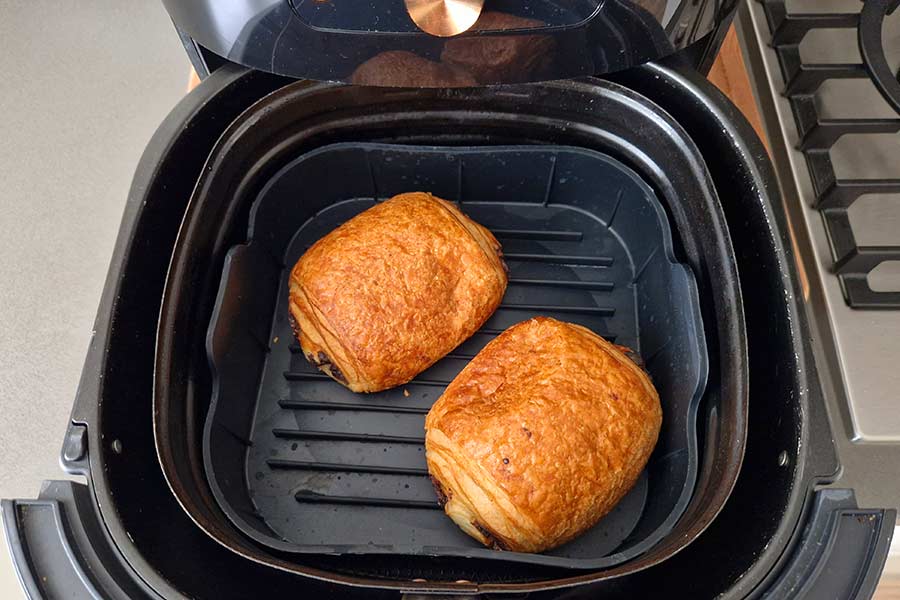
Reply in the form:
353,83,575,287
760,489,895,599
400,489,897,600
4,488,893,599
2,481,158,600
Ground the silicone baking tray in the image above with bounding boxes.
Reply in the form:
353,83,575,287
203,143,707,568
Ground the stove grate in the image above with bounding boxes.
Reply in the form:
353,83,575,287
760,0,900,307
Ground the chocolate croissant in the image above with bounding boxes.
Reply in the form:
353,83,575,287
288,192,507,393
425,317,661,553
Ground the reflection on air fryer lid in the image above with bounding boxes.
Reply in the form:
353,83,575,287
350,11,555,87
441,11,555,84
351,51,478,87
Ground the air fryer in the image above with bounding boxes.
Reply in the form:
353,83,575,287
2,1,895,599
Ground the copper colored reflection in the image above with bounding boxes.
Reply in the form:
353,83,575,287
405,0,485,37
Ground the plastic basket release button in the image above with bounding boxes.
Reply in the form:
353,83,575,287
60,424,88,473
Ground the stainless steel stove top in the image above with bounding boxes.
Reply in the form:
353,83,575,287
739,0,900,509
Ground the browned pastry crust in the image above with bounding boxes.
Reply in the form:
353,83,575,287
289,192,507,393
350,50,477,87
425,317,662,553
440,12,555,84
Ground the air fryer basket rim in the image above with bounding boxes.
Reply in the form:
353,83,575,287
152,73,747,591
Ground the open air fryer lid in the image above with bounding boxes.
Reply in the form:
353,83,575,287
163,0,738,86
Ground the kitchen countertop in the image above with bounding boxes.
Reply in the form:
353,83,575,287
0,4,896,598
0,2,187,596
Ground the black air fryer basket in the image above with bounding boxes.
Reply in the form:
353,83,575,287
154,73,746,590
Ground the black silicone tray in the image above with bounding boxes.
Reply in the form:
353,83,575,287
204,143,708,569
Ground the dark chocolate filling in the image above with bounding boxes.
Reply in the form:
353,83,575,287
327,363,347,384
497,248,509,275
431,472,507,550
473,522,508,551
303,348,348,384
430,476,450,508
287,312,302,341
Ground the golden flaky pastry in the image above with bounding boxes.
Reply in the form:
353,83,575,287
288,192,507,393
425,317,661,553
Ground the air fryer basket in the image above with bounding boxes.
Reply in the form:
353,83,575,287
203,143,708,567
154,73,747,590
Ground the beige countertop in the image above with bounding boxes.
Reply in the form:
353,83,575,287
0,2,187,596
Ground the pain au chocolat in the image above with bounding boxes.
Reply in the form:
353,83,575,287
288,192,507,393
425,317,661,553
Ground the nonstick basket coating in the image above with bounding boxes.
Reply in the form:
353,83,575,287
203,143,707,568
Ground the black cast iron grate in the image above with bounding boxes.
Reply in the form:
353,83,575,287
759,0,900,308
